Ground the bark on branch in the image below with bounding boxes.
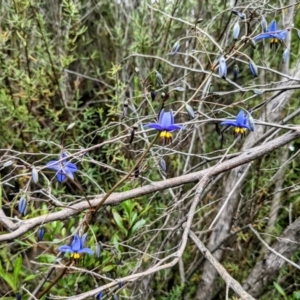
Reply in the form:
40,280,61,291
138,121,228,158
0,129,299,242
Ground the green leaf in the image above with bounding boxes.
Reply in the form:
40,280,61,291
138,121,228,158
0,265,16,291
14,256,22,282
293,291,300,300
112,210,128,236
122,200,134,218
131,219,146,235
129,212,138,227
102,265,115,272
24,274,37,282
273,282,287,299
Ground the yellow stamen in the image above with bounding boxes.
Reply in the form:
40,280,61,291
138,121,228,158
70,252,81,259
160,131,172,144
270,38,279,50
234,127,246,136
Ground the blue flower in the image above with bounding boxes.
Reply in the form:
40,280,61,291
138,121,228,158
58,234,93,259
144,109,184,144
254,20,288,50
46,152,77,182
221,110,252,137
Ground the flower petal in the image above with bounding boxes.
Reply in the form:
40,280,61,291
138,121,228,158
272,30,288,40
71,234,81,252
78,247,94,255
46,160,60,171
158,108,165,125
254,33,271,42
58,245,73,253
80,233,88,248
221,120,237,127
267,20,277,32
56,171,66,182
166,125,184,131
160,111,172,129
65,162,77,172
169,110,175,125
236,110,245,127
65,168,74,180
144,123,163,131
60,152,68,160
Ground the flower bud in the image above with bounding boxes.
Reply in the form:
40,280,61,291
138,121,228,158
159,159,167,173
18,197,27,216
232,64,239,82
95,292,103,299
218,55,227,80
95,242,101,258
37,226,45,242
260,17,268,32
3,160,13,167
249,60,258,77
282,48,290,63
151,90,157,101
170,40,180,56
16,293,21,300
185,104,195,119
121,100,128,120
31,166,39,183
247,113,256,132
233,22,240,40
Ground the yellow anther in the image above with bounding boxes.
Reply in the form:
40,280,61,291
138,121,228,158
70,252,81,259
160,131,173,144
234,127,246,136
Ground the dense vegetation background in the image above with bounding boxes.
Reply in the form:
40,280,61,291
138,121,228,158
1,0,300,299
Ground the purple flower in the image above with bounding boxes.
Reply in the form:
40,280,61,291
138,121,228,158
46,152,77,182
58,234,93,259
144,109,184,144
221,110,252,137
254,20,288,50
